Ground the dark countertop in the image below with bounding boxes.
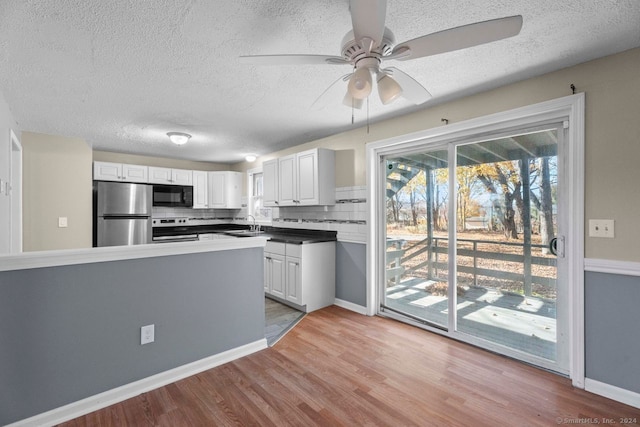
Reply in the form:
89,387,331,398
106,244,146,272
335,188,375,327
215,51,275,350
153,223,336,245
224,227,337,244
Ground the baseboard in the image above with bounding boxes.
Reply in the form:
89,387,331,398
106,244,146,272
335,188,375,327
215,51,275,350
585,378,640,409
8,339,268,427
334,298,368,315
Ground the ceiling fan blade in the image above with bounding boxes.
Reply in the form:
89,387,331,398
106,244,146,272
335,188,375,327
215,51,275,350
311,74,352,110
350,0,387,49
239,54,349,66
383,67,432,105
389,15,523,61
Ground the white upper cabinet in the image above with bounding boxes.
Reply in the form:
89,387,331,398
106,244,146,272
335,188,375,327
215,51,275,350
148,167,192,185
94,161,148,183
208,171,242,209
263,159,279,207
277,154,297,206
172,168,193,185
270,148,335,206
122,164,148,183
192,170,209,208
148,167,172,184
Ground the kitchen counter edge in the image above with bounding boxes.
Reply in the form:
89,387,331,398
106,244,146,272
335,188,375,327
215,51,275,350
0,237,268,272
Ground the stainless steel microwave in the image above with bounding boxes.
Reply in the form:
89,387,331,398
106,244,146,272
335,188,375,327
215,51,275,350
152,184,193,208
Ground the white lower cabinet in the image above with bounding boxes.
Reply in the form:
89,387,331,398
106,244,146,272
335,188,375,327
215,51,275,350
268,252,286,299
285,255,302,305
264,240,335,313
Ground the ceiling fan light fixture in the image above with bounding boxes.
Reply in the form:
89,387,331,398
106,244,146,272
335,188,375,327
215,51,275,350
342,93,364,109
167,132,191,146
377,74,403,105
347,67,372,99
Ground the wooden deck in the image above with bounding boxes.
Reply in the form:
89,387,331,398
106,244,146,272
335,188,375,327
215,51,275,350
385,279,557,360
59,305,640,426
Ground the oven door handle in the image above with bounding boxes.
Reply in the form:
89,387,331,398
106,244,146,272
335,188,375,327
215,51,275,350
152,234,199,243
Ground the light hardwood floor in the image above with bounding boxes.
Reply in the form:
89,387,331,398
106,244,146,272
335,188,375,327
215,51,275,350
60,306,640,426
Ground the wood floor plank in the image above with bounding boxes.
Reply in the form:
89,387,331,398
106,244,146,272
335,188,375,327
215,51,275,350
58,306,640,426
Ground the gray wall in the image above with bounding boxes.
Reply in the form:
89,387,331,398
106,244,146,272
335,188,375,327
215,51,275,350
336,242,367,307
585,271,640,394
0,248,265,425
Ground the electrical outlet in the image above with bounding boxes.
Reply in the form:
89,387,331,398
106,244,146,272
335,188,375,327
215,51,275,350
589,219,614,238
141,324,155,345
58,217,68,228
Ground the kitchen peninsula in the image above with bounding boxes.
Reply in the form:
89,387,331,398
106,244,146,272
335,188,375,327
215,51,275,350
0,238,267,425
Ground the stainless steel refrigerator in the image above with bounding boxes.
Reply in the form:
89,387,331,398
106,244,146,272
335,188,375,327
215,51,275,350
94,181,152,247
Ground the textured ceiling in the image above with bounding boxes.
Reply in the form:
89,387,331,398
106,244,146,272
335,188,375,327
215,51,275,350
0,0,639,164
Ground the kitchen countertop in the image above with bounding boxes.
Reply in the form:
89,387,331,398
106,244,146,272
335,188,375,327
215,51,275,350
152,222,337,244
223,227,337,244
153,223,337,245
0,238,267,272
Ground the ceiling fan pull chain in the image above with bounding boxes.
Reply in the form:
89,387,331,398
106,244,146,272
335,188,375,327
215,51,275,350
351,99,355,124
367,97,370,134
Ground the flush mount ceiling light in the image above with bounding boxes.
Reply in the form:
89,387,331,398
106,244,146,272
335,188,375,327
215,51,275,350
167,132,191,146
245,154,257,162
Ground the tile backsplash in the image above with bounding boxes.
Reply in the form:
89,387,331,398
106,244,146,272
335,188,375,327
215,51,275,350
269,186,367,243
153,186,368,244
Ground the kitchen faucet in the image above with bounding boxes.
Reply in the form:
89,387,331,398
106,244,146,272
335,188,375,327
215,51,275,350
247,215,257,231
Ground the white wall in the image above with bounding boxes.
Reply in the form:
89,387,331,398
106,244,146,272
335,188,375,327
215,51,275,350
93,150,229,171
22,132,93,251
0,91,19,254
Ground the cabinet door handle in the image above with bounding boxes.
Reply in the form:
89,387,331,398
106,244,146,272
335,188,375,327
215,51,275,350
274,201,279,205
265,257,272,260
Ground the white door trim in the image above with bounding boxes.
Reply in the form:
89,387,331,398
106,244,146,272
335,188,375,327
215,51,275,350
9,129,22,254
366,93,585,387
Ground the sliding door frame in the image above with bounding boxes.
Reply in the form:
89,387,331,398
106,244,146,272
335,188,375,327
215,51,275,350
366,93,585,387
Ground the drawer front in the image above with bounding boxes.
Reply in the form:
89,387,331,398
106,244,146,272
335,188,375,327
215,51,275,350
265,241,286,255
286,243,302,258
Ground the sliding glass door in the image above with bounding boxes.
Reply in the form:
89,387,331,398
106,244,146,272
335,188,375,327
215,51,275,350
382,145,450,330
380,124,568,374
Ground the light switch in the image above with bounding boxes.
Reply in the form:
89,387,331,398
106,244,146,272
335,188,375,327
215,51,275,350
588,219,614,238
58,217,68,228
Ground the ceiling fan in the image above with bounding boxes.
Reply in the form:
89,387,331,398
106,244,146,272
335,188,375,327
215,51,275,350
240,0,522,109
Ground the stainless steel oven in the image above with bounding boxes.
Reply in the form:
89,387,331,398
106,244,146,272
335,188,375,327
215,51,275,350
152,217,199,243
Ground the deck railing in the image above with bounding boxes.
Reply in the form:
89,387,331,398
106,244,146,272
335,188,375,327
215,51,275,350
386,236,557,295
